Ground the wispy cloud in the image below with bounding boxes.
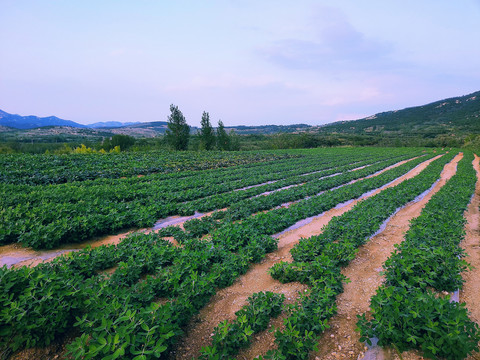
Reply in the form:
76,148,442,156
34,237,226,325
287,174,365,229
1,1,478,126
259,6,394,72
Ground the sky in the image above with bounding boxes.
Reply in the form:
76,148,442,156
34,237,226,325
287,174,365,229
1,1,479,127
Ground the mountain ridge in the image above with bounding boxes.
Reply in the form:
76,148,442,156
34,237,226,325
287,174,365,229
319,90,480,135
88,121,142,128
0,110,88,129
1,89,479,136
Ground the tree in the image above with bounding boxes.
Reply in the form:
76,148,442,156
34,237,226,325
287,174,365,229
199,111,215,150
102,134,135,151
228,129,240,151
165,104,190,150
216,119,230,150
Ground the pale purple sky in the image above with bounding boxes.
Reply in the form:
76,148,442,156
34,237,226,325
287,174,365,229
1,1,479,126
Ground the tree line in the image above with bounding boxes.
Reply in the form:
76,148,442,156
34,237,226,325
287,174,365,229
166,104,237,151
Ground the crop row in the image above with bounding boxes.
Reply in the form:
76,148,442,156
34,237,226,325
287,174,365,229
179,151,443,242
198,292,285,359
2,146,405,186
176,152,425,216
0,150,362,247
0,149,422,248
0,150,444,359
357,152,479,359
0,149,341,207
0,151,338,220
0,229,280,359
5,147,413,211
252,152,459,359
0,150,298,185
179,150,426,218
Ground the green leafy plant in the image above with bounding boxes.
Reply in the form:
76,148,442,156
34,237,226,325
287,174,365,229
357,286,479,359
357,152,480,359
198,292,285,359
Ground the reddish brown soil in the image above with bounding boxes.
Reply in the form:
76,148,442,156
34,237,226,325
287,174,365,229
5,154,458,360
462,154,480,360
0,157,421,269
358,153,480,360
171,155,443,360
363,156,421,180
310,153,462,360
1,230,135,268
6,331,79,360
0,208,222,268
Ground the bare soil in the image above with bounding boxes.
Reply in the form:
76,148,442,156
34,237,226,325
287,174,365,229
310,153,462,360
461,154,480,360
172,155,443,360
360,153,480,360
0,230,135,268
0,210,220,268
6,330,80,360
8,154,471,360
0,156,421,269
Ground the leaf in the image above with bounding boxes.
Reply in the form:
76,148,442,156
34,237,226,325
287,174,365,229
111,345,125,359
132,355,147,360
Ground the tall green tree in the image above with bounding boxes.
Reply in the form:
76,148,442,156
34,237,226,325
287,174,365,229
102,134,135,151
228,129,241,151
216,119,230,150
199,111,215,150
165,104,190,150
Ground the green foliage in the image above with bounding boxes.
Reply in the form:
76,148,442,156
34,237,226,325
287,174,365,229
0,151,299,248
265,151,458,360
67,302,178,360
198,292,284,359
464,134,480,154
262,284,340,360
228,130,241,151
183,217,217,238
269,256,344,287
0,264,86,352
357,286,479,359
0,150,290,185
216,120,230,150
0,221,282,358
165,104,190,150
320,90,480,136
199,111,215,150
357,151,480,359
269,132,342,149
103,134,136,151
1,147,464,359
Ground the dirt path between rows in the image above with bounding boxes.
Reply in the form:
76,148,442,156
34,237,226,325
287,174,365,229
3,155,438,360
0,210,217,268
171,155,445,360
461,154,480,360
0,231,134,268
310,153,462,360
0,157,421,269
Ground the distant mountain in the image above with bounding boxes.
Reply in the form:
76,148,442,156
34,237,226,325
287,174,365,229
88,121,141,128
0,109,87,129
226,124,314,135
319,90,480,135
107,121,174,137
125,121,169,129
0,110,146,130
0,109,316,136
2,89,479,139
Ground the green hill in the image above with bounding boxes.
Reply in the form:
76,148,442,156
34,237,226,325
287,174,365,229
320,90,480,136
